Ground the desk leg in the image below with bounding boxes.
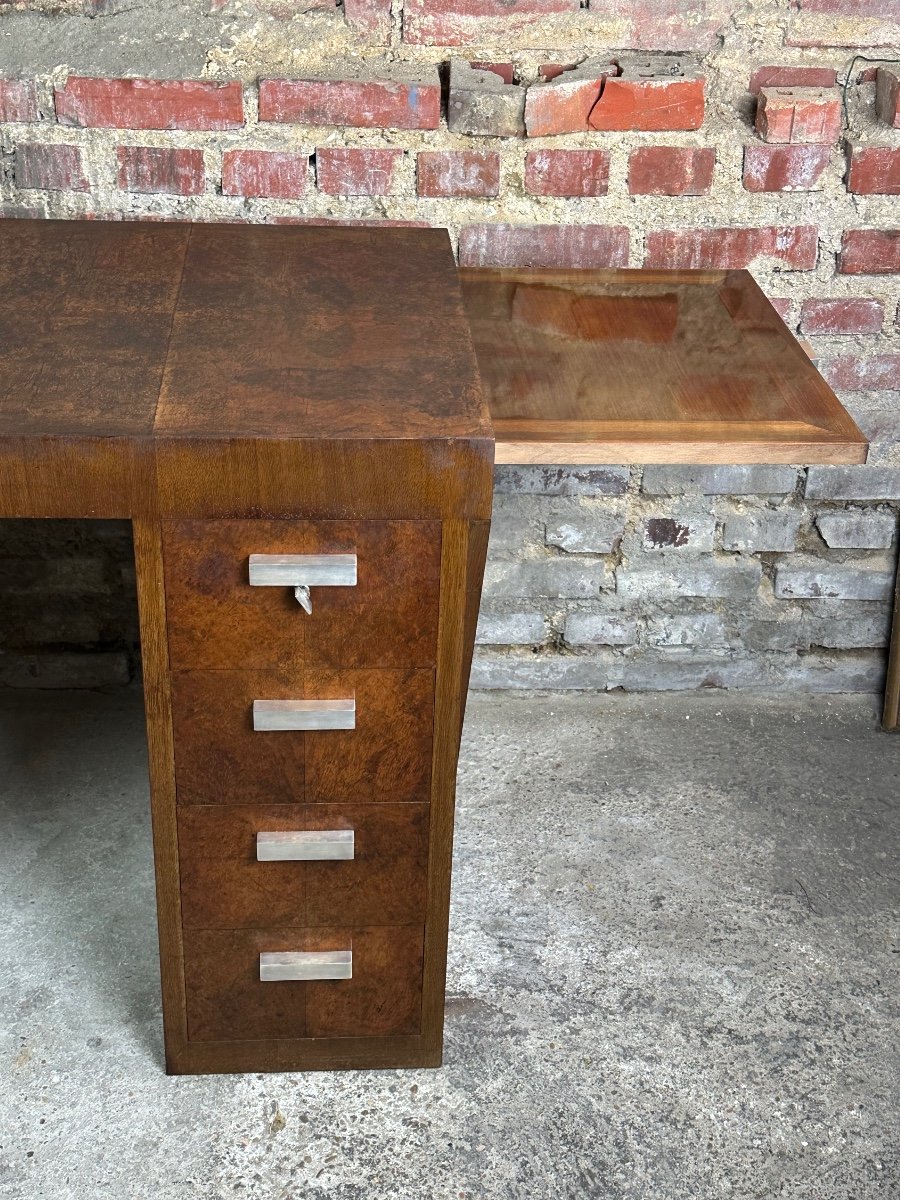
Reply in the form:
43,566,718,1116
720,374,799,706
133,517,189,1071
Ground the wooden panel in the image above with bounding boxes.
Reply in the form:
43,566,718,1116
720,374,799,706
171,668,434,805
182,925,424,1042
0,220,188,437
162,519,441,671
461,267,868,465
178,802,430,928
154,225,490,443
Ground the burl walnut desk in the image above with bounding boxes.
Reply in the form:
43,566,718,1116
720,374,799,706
0,220,874,1075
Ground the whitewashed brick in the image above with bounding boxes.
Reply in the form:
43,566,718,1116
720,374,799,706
774,560,895,601
722,508,801,553
805,466,900,501
564,612,640,646
545,510,626,554
483,557,613,599
815,511,896,550
495,465,629,496
641,465,798,496
476,611,548,645
617,560,762,600
646,613,728,647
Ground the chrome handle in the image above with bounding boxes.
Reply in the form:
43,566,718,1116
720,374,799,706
257,829,354,861
252,698,355,731
249,554,357,614
260,950,352,982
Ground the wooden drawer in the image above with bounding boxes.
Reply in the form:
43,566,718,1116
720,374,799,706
162,519,441,671
178,802,429,929
183,926,424,1042
171,668,434,805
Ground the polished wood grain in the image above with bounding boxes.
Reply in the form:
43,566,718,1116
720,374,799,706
162,519,441,671
171,668,434,805
178,802,430,928
182,925,424,1042
460,267,868,465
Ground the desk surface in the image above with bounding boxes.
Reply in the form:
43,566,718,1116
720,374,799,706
460,268,867,465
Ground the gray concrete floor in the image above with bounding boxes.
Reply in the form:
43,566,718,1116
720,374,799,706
0,688,898,1200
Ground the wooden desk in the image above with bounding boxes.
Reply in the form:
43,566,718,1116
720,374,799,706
0,222,876,1074
0,218,493,1074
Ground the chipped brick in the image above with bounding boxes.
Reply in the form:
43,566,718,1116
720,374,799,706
15,144,89,192
875,66,900,127
524,58,615,137
847,144,900,195
755,86,842,144
589,58,705,132
447,59,525,137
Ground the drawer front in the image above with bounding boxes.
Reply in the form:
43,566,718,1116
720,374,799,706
172,668,434,805
178,803,430,929
183,926,424,1042
163,520,441,671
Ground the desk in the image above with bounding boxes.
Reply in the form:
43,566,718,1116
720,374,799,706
0,220,874,1074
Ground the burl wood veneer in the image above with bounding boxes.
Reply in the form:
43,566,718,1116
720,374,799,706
0,218,493,1074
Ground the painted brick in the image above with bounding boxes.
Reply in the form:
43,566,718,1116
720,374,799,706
524,59,613,137
755,87,841,144
617,561,762,601
875,67,900,127
821,354,900,392
259,76,440,130
742,143,830,191
642,465,798,496
417,151,500,198
343,0,391,43
524,150,610,197
847,145,900,195
483,557,613,599
447,59,525,137
800,298,884,335
55,77,244,130
749,66,838,95
815,511,896,549
564,613,641,646
459,224,629,268
221,149,308,198
476,611,549,645
839,230,900,274
774,561,894,602
316,148,403,196
494,465,630,496
15,144,89,192
402,0,578,46
545,510,625,553
0,78,39,123
644,227,817,270
117,146,205,195
721,508,801,553
590,62,705,132
806,466,900,500
646,613,728,647
628,146,715,196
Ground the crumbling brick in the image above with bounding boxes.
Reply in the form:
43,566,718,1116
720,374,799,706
447,59,525,137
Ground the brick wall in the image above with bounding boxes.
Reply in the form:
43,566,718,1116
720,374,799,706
0,0,899,690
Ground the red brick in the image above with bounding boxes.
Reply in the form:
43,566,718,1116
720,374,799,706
847,145,900,195
644,227,818,270
590,65,705,132
628,146,715,196
755,87,841,143
768,298,793,322
402,0,578,45
876,67,900,127
316,147,403,195
840,230,900,274
470,62,515,84
343,0,391,42
525,149,610,197
117,146,205,195
749,66,838,95
258,76,440,129
458,224,629,268
800,298,885,335
15,143,88,192
743,143,830,191
524,60,613,137
538,63,577,81
417,151,499,197
0,78,39,123
821,354,900,392
221,149,308,198
55,77,244,130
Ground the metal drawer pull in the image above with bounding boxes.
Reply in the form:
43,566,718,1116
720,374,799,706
257,829,354,861
249,553,357,614
260,950,352,982
253,698,355,732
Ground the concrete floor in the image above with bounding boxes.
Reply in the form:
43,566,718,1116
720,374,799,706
0,689,898,1200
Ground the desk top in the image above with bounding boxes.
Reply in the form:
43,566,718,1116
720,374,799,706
460,268,867,466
